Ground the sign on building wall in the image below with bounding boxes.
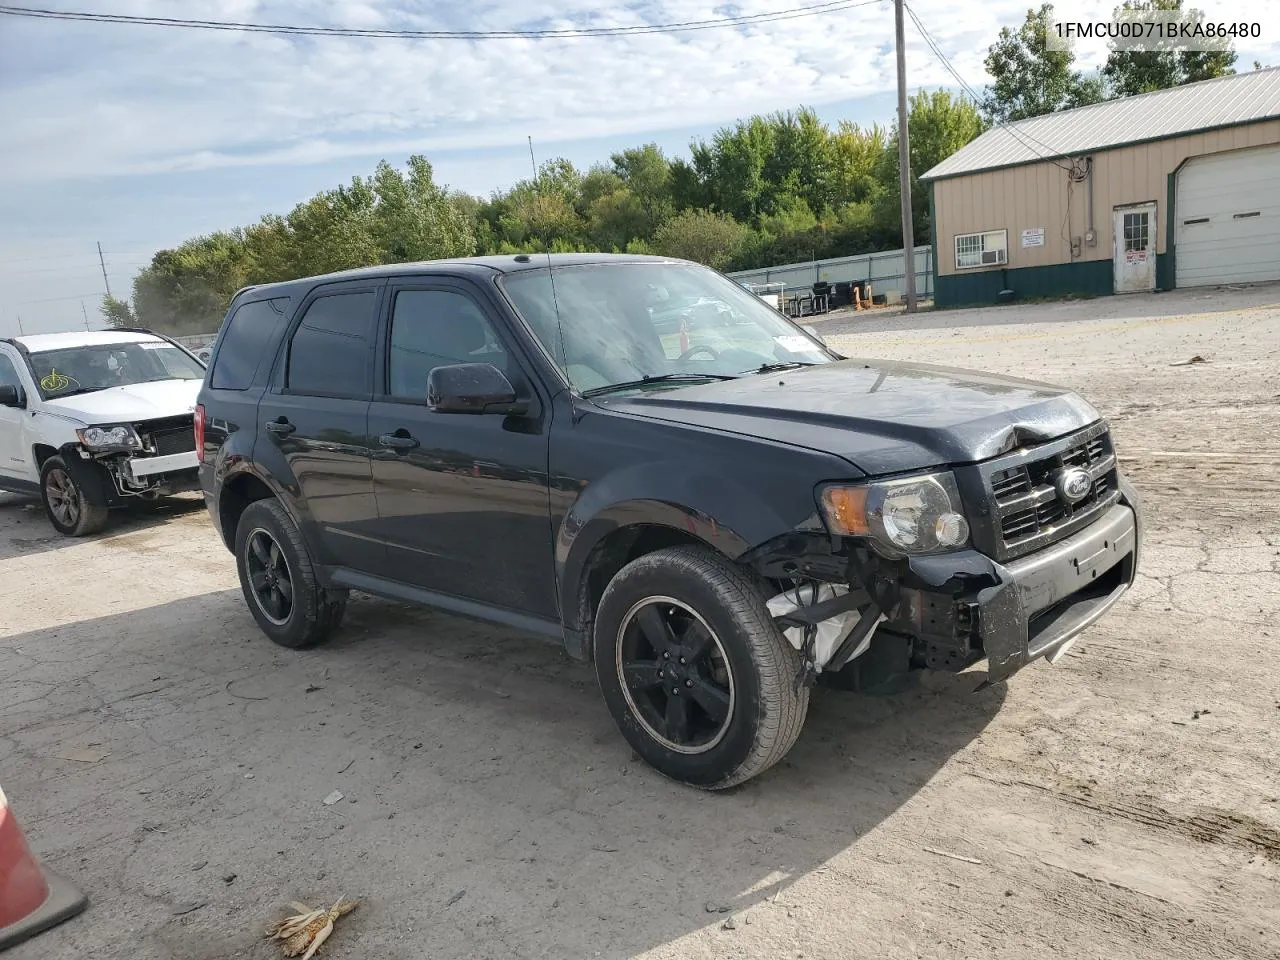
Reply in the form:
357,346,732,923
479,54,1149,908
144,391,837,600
1021,228,1045,248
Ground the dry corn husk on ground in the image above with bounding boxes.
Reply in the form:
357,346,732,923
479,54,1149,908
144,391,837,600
265,897,359,959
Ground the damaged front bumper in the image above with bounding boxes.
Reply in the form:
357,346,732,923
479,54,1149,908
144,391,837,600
69,447,201,505
756,480,1142,686
918,501,1139,683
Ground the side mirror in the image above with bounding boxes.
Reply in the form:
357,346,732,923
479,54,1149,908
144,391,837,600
0,385,24,409
427,363,527,415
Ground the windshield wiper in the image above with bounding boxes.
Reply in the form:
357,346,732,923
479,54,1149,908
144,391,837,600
43,386,103,399
581,372,739,398
750,361,817,374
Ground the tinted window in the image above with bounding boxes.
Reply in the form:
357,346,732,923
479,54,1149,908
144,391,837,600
211,297,290,391
0,354,21,390
388,290,508,400
287,292,376,397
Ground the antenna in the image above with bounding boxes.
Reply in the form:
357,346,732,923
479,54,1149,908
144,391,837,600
527,135,570,382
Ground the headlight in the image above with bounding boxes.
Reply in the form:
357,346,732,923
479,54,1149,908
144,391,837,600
77,424,142,451
818,472,971,556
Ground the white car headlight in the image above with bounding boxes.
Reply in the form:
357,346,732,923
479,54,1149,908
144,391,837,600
818,472,971,557
77,424,142,451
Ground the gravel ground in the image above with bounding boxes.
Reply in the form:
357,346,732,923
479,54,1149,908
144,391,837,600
3,283,1279,960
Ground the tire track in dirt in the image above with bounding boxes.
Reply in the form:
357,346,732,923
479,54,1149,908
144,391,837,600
971,772,1280,861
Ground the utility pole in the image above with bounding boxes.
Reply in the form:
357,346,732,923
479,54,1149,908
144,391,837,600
81,301,91,331
894,0,918,313
97,241,112,298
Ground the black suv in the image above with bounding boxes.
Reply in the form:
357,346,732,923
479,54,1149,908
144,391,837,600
197,254,1142,789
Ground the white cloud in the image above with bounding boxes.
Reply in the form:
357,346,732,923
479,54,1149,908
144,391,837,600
0,0,1032,183
3,0,1277,186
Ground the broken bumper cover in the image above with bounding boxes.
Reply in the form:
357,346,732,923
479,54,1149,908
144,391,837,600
896,492,1140,684
977,502,1138,682
124,451,199,480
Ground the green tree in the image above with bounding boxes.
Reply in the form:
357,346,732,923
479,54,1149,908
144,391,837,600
587,187,648,251
686,109,834,225
668,157,708,211
827,121,888,207
982,3,1106,121
1102,0,1236,97
652,209,753,270
369,155,476,263
100,295,136,328
876,90,986,245
611,143,675,233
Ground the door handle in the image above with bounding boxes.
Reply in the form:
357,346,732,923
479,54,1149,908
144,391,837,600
266,418,296,436
379,432,420,451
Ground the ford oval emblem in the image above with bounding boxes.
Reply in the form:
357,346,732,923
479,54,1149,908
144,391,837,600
1057,467,1093,504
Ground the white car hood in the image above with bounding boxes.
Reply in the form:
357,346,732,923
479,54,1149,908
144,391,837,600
41,379,202,425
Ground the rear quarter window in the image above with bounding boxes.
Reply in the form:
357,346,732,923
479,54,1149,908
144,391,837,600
210,297,291,390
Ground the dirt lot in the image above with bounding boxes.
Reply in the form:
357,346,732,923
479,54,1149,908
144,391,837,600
3,284,1279,960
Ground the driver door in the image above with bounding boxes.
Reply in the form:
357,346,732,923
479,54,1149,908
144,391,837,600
365,280,558,617
0,349,32,483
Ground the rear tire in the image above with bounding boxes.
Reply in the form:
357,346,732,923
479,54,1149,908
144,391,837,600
235,499,347,649
593,545,809,790
40,456,108,537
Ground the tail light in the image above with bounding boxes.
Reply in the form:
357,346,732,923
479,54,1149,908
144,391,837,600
194,404,206,463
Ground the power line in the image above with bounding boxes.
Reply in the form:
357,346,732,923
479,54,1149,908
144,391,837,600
903,2,1076,171
0,246,155,266
13,291,103,305
0,260,151,276
0,1,884,40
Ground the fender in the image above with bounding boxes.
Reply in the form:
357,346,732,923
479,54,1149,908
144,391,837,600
211,457,309,554
54,443,118,507
556,460,816,646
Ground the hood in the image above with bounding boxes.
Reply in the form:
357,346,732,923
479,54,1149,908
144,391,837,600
595,358,1101,475
41,379,202,425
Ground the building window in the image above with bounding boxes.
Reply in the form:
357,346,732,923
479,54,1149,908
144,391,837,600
954,230,1008,269
1122,212,1150,252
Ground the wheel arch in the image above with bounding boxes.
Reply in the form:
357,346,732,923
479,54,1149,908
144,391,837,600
42,443,116,507
564,517,725,660
215,463,296,553
31,442,58,469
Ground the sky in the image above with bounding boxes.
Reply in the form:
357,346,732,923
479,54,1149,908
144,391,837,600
2,0,1278,336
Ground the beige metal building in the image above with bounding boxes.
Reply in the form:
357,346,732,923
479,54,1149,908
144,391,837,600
921,68,1280,307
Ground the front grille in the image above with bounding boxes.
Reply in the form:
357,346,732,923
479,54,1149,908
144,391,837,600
979,423,1121,560
152,428,196,457
138,415,196,457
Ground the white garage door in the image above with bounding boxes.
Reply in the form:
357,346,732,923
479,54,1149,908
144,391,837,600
1175,143,1280,288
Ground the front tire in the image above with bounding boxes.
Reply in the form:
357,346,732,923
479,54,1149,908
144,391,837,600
235,499,347,649
40,456,108,537
593,546,809,789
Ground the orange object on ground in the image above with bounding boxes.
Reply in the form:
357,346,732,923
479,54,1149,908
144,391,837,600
678,318,690,354
0,785,87,951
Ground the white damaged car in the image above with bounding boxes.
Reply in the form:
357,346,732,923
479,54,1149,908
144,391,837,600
0,329,206,536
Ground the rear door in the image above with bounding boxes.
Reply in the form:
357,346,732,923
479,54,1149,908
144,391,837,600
365,279,557,616
259,280,384,571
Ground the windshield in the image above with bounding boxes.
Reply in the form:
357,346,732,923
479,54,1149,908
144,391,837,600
500,262,834,394
28,340,205,400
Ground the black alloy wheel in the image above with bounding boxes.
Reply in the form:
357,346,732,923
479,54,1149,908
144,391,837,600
593,545,809,789
233,498,347,649
244,527,294,626
616,596,734,754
